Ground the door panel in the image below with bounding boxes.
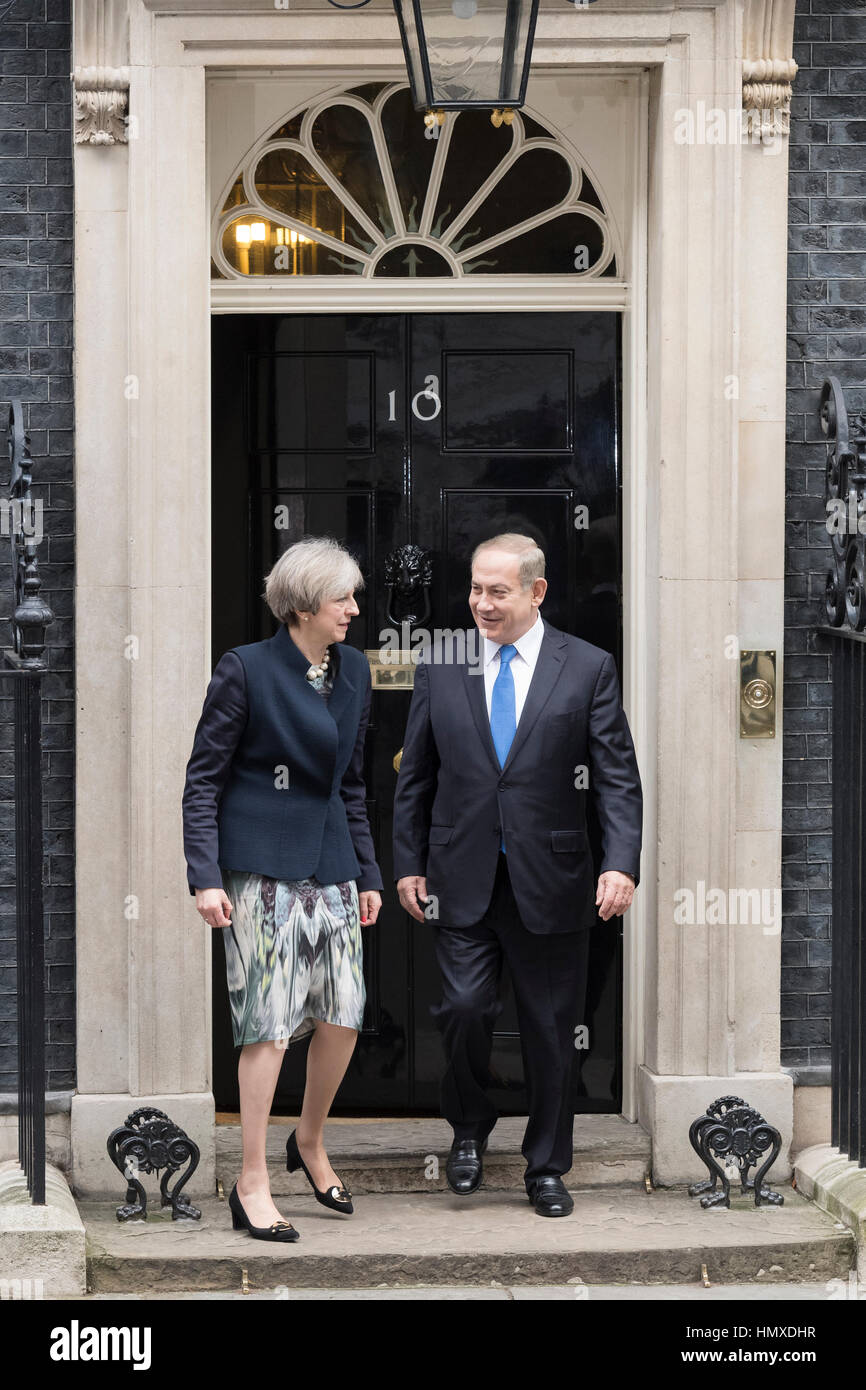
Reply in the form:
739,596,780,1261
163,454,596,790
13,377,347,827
406,313,621,1113
210,310,622,1114
440,351,573,453
250,352,376,453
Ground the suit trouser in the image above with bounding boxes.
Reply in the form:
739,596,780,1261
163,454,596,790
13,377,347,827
431,850,592,1183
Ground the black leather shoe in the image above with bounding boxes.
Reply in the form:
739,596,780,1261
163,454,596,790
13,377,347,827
228,1182,300,1241
286,1130,354,1215
445,1137,488,1195
526,1176,574,1217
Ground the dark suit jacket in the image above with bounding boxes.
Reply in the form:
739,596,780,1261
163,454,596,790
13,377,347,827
182,623,383,896
392,622,642,934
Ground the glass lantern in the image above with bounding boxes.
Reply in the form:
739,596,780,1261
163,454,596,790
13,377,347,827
392,0,541,125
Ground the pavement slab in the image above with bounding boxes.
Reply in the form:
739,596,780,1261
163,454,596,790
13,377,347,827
48,1280,862,1301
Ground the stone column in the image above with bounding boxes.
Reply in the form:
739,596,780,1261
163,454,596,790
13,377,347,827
70,0,214,1196
637,0,798,1184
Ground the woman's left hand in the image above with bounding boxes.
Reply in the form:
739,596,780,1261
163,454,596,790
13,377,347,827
358,890,382,926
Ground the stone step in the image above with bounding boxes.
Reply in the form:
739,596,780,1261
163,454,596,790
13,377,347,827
81,1187,855,1293
215,1115,652,1194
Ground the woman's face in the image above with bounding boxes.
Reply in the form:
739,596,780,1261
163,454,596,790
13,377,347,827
307,590,360,645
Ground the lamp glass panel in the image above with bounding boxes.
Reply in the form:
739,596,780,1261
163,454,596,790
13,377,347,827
393,0,429,105
399,0,534,106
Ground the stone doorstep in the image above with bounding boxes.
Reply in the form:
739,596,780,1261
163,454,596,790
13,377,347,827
81,1187,854,1293
0,1160,87,1297
794,1143,866,1276
216,1114,653,1195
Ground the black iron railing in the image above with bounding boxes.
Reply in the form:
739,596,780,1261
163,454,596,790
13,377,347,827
817,376,866,1167
4,400,53,1203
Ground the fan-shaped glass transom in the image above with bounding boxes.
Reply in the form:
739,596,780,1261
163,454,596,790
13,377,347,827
212,83,616,281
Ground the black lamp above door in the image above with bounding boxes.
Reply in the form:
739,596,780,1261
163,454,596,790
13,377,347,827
391,0,541,127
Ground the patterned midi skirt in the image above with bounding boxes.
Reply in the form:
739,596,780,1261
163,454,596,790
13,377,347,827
220,868,366,1048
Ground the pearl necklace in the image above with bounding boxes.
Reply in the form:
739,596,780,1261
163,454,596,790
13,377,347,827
305,648,331,682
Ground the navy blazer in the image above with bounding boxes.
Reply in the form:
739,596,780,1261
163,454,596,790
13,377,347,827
392,622,642,934
182,624,383,896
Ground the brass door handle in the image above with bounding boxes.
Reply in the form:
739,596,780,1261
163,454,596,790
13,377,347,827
393,747,403,773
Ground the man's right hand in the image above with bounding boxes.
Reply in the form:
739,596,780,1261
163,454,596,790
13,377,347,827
397,876,429,922
195,888,233,928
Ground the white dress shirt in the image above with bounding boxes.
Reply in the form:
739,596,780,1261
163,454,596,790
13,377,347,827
482,613,545,725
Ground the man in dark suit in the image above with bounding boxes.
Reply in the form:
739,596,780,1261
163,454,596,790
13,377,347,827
393,534,642,1216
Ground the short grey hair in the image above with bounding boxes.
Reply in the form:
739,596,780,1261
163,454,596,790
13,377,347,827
470,533,545,590
263,537,365,625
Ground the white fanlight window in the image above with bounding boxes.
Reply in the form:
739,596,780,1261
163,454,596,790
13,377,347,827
211,82,617,281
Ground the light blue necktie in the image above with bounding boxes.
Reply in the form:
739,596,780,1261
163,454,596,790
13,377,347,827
490,644,517,852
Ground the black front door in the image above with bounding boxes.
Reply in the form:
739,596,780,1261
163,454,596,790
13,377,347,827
211,310,623,1114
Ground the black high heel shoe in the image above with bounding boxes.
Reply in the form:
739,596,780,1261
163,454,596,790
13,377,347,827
228,1182,300,1242
285,1130,354,1214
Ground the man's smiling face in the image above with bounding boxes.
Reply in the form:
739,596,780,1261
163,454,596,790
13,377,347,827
468,548,546,645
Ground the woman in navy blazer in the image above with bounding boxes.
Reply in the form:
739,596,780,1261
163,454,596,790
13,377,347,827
182,537,382,1241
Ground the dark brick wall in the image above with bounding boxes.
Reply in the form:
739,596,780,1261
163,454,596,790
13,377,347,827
0,0,74,1093
785,0,865,1078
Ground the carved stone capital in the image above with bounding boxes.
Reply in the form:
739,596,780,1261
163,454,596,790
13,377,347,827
73,66,130,145
741,0,798,143
73,0,130,145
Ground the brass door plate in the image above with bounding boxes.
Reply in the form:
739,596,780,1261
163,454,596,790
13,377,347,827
365,649,416,690
740,650,776,738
